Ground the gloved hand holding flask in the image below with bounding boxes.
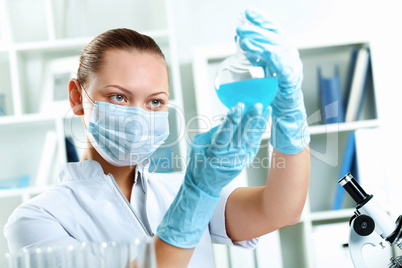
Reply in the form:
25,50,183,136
157,102,271,248
158,7,310,251
237,8,310,154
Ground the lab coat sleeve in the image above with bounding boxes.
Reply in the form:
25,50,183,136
208,183,259,249
4,203,81,253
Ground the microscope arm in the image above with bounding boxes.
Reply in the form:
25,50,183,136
349,214,383,268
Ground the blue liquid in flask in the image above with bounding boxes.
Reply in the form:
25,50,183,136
216,78,278,111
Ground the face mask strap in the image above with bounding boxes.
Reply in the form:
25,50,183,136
80,84,95,105
79,83,96,133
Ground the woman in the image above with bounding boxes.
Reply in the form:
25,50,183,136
5,8,310,268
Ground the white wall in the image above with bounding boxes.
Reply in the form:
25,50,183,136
172,0,394,63
171,0,402,216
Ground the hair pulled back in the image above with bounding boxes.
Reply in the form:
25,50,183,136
77,28,165,85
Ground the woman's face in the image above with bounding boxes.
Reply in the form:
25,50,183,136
81,49,169,124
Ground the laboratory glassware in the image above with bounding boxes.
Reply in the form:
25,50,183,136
214,16,278,112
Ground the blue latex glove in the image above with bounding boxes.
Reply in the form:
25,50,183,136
237,7,310,154
157,103,271,248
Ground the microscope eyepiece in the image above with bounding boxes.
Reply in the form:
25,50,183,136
338,173,372,207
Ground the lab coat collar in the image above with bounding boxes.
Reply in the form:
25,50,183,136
59,159,150,192
59,160,105,182
133,158,150,193
137,158,150,174
58,159,150,192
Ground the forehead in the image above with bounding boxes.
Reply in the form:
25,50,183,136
101,48,167,73
92,49,169,90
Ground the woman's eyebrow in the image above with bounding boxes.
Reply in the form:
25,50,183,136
149,91,169,98
104,85,169,98
104,85,133,95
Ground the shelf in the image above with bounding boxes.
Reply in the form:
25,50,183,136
291,34,369,51
250,119,379,142
310,208,355,222
0,113,56,126
0,185,54,199
0,44,10,52
12,37,92,52
0,30,170,54
309,119,379,135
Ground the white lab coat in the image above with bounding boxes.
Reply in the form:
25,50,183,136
4,160,257,267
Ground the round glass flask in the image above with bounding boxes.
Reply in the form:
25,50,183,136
215,29,278,111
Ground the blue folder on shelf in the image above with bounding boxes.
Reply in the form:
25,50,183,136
333,132,357,210
318,66,345,124
332,46,372,210
342,46,359,113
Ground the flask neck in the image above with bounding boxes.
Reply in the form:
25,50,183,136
235,12,249,55
235,36,245,57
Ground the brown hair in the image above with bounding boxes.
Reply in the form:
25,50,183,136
77,28,166,85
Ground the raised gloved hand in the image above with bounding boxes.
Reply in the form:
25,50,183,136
157,102,271,248
237,7,310,154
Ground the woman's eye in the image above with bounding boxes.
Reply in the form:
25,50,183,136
148,99,164,109
110,94,126,103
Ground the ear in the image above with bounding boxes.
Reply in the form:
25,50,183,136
68,79,84,115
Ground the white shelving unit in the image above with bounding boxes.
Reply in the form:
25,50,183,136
0,0,186,266
192,37,387,267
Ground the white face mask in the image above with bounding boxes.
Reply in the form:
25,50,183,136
87,101,169,167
